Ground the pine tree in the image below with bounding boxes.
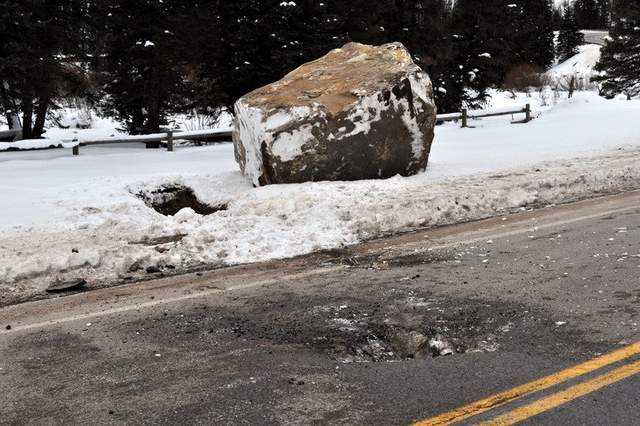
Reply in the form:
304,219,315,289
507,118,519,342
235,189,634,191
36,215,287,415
598,0,611,27
0,0,90,139
575,0,610,28
575,0,599,28
552,5,564,30
514,0,556,69
186,0,342,111
444,0,556,109
399,1,456,108
92,0,192,134
5,0,573,131
594,0,640,99
557,4,585,62
449,0,516,107
187,0,461,112
267,0,340,82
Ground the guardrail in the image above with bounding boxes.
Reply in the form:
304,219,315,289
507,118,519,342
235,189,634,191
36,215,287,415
436,104,532,127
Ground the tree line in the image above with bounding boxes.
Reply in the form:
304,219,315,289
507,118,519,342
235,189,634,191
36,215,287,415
1,0,634,139
554,0,610,30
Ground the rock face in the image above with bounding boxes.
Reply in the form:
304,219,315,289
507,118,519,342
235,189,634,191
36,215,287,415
233,42,437,186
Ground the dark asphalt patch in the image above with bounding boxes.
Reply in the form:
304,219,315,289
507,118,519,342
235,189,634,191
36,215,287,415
109,281,605,365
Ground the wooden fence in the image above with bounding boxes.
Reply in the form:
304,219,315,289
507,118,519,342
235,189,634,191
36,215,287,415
0,129,22,142
437,104,532,127
70,128,234,155
3,104,533,155
70,103,531,153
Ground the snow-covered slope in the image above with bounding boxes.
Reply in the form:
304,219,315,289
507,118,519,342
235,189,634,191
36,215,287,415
547,44,602,86
1,92,640,298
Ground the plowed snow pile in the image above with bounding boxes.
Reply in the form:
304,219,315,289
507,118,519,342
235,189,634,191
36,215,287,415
1,92,640,298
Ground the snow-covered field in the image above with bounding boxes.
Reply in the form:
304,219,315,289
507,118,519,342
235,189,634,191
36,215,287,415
2,92,640,298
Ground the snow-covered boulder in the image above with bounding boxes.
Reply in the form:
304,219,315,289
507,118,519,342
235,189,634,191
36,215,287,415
233,42,437,186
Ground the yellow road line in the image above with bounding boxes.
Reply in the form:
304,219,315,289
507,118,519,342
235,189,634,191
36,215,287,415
413,342,640,426
477,359,640,425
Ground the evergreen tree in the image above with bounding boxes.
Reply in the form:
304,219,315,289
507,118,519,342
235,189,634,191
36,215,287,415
0,0,89,138
594,0,640,99
3,0,572,131
446,0,555,109
575,0,610,28
186,0,344,111
364,0,456,111
514,0,556,69
552,5,564,30
187,0,460,112
267,0,342,84
575,0,599,28
598,0,611,27
450,0,518,107
557,4,585,62
92,0,192,133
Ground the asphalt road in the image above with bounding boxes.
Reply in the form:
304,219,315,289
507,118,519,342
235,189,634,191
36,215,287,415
581,30,609,46
1,192,640,425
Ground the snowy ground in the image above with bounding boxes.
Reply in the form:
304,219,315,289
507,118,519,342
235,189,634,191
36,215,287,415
0,107,233,150
546,44,602,90
549,44,601,76
2,91,640,298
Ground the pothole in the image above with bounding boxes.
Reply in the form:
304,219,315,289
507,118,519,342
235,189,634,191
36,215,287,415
207,299,518,363
136,184,227,216
312,324,463,363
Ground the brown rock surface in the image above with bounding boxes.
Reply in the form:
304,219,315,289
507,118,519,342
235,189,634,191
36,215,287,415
233,42,437,186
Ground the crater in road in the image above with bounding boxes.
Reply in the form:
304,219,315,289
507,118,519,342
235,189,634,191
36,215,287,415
147,281,604,364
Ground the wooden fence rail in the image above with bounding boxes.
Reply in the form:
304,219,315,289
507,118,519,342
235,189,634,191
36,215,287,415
71,128,234,155
0,129,22,142
436,104,532,127
3,104,534,156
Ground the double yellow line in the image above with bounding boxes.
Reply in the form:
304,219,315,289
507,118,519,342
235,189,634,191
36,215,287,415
414,342,640,426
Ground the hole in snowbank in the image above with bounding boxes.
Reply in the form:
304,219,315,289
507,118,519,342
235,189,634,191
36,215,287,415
137,184,227,216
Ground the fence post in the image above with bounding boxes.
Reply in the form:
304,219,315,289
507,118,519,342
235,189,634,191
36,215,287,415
525,104,531,122
167,129,174,152
461,109,468,128
72,144,79,156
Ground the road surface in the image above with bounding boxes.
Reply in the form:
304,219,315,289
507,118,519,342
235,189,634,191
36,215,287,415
1,191,640,425
581,30,609,46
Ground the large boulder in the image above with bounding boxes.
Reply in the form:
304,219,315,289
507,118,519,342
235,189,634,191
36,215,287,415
233,42,437,186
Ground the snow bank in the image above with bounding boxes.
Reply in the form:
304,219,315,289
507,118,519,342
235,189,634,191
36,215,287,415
1,92,640,297
0,119,126,151
0,138,78,151
0,127,232,151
